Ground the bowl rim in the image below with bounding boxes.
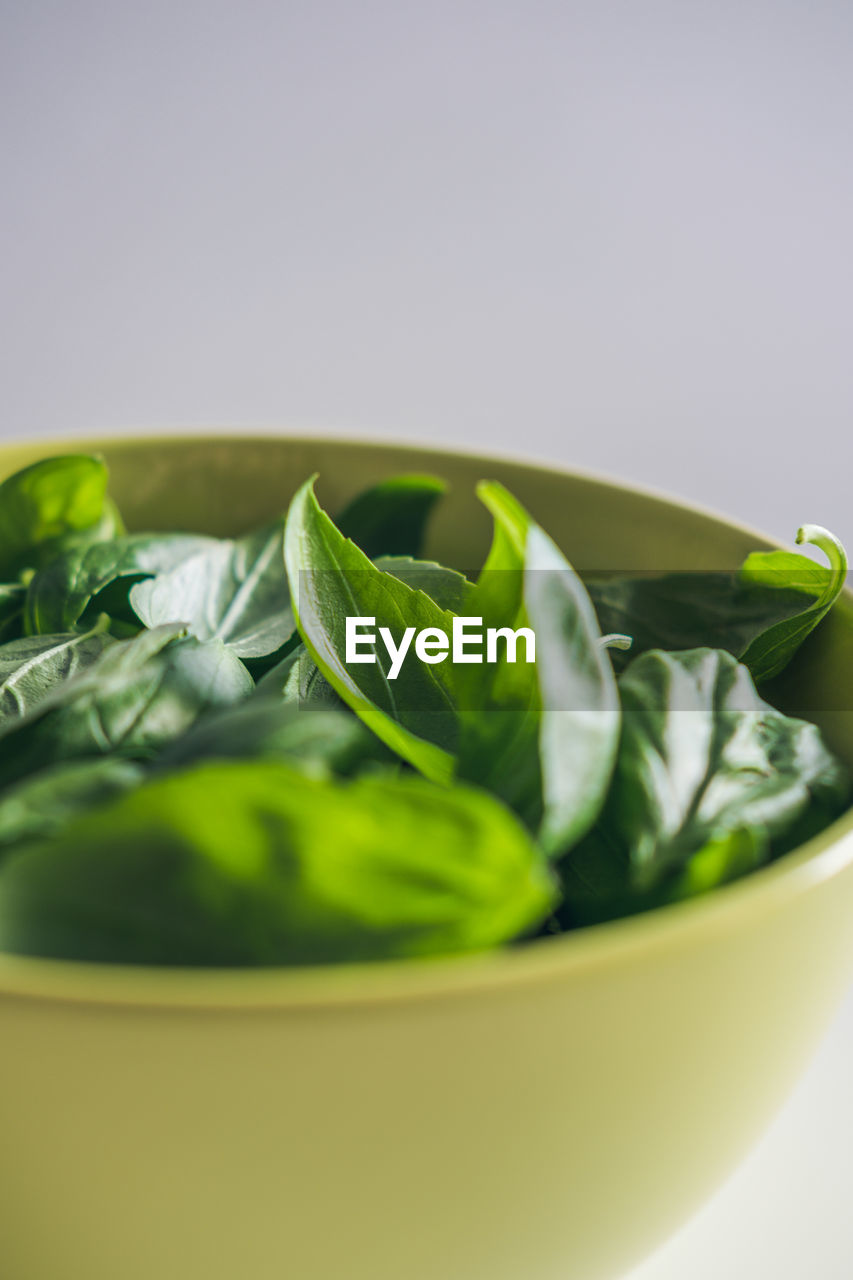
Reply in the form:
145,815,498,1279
0,428,851,1011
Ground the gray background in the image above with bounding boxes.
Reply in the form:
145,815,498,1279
2,3,853,1275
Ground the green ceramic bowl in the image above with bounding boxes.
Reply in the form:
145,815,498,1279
1,435,852,1280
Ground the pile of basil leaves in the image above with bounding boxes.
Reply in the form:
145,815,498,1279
0,454,848,966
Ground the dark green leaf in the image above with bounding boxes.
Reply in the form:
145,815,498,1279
585,525,847,682
0,760,556,965
262,643,343,708
0,625,253,788
256,642,309,695
373,556,470,612
25,532,218,634
0,584,26,644
158,697,392,777
336,473,446,558
0,619,115,726
557,822,768,927
585,571,804,672
130,522,294,658
559,648,850,924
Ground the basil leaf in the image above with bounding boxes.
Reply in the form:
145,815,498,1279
559,648,850,924
286,477,620,849
25,532,218,635
336,473,446,558
0,758,143,856
525,523,622,855
459,482,621,857
284,478,457,782
257,559,468,703
454,484,543,828
158,697,391,777
585,525,848,682
0,454,121,578
0,625,252,788
667,827,767,901
738,525,847,681
373,556,471,612
130,522,293,659
585,572,806,672
262,643,343,708
0,620,115,726
558,823,768,926
0,761,556,965
256,642,310,695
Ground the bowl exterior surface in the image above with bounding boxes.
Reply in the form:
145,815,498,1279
1,435,852,1280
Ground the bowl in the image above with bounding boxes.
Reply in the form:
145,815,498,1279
1,434,852,1280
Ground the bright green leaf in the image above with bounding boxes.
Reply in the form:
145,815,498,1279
0,454,119,578
0,761,556,965
284,478,457,782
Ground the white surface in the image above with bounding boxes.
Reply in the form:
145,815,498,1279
2,5,852,1276
626,986,853,1279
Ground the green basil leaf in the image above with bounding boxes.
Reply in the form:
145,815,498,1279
0,454,121,578
557,823,768,927
0,758,143,856
336,473,446,558
0,761,556,965
738,525,847,681
61,495,126,553
0,625,252,788
256,642,310,695
130,522,293,659
262,643,343,708
559,648,850,924
667,827,767,901
257,559,468,703
585,572,805,672
373,556,471,612
25,533,218,635
453,484,543,829
0,620,115,726
284,478,457,782
525,523,622,855
585,525,847,682
458,482,621,857
286,477,620,848
158,697,391,777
